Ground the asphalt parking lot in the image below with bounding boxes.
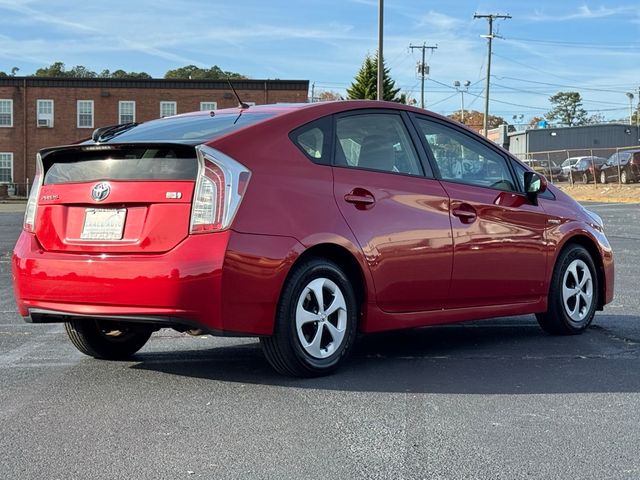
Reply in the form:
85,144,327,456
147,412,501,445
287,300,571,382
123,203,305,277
1,202,639,480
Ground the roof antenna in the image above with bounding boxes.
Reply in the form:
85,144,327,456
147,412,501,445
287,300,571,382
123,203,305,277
227,79,250,109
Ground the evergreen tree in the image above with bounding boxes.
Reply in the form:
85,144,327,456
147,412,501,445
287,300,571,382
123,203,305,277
546,91,588,126
346,53,402,102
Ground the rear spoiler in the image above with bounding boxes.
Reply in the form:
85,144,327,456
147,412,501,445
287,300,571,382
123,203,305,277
38,141,204,161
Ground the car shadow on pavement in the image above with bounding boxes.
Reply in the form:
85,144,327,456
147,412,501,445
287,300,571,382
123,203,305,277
131,314,640,395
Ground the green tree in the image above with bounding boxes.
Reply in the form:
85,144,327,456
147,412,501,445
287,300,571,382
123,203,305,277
346,53,402,102
164,65,245,80
546,91,588,126
33,62,97,77
34,62,150,79
34,61,69,77
100,69,152,79
67,65,97,78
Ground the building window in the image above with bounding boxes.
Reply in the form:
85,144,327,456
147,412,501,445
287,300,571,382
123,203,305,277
37,99,54,128
77,100,94,128
200,101,217,111
119,101,136,124
160,101,177,118
0,99,13,127
0,153,13,183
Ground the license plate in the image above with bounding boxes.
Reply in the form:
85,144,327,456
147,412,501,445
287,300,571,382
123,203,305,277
81,208,126,240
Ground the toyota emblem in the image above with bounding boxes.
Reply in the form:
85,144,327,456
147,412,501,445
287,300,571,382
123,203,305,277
91,182,111,202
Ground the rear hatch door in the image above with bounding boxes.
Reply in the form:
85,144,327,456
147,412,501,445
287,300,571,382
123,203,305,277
35,143,197,253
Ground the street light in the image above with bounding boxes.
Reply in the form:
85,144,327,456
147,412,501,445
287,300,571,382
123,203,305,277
453,80,471,123
512,114,524,130
626,92,634,125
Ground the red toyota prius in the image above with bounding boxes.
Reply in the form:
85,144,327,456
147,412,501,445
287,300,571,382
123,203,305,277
12,101,614,376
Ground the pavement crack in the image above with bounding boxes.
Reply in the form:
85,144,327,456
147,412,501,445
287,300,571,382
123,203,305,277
591,324,640,346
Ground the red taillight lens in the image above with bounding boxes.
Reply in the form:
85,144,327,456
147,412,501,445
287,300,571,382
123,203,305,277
190,146,251,234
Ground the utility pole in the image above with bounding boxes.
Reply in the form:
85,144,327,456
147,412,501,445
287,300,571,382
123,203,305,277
377,0,384,100
409,42,438,109
311,82,315,103
637,86,640,130
474,13,511,136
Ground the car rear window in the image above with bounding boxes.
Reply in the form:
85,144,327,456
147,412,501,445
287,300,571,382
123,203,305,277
43,146,198,185
100,112,275,143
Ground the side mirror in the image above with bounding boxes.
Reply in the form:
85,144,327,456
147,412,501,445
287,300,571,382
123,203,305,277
524,171,547,205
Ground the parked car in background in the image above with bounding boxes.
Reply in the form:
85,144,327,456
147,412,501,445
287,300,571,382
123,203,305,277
522,159,545,175
523,159,562,180
560,157,581,180
569,156,608,184
600,149,640,184
12,101,615,377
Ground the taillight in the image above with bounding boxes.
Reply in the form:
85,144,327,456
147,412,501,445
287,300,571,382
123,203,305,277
190,145,251,234
23,153,43,233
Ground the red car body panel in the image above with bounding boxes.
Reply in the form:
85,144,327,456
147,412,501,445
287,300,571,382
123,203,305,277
13,231,228,324
35,180,194,253
332,167,453,313
442,181,549,308
12,100,614,338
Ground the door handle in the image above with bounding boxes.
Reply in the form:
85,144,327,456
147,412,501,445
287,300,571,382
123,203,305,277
344,188,375,207
452,204,477,224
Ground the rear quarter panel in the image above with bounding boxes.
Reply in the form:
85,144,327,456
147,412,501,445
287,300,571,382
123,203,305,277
209,109,377,331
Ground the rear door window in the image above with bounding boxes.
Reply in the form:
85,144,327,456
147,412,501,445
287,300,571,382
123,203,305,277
334,113,424,176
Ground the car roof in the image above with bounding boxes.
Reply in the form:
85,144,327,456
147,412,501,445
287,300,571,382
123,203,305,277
170,99,459,124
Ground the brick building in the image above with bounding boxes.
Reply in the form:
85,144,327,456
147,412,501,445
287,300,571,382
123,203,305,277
0,77,309,195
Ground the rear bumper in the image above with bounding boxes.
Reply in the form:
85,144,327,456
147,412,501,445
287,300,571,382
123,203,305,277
13,230,304,336
12,231,230,332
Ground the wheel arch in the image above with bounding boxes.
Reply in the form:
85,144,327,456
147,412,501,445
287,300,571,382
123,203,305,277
290,243,368,307
556,234,606,310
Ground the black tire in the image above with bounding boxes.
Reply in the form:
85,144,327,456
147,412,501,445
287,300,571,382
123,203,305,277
582,173,589,184
600,170,607,184
260,257,358,377
621,169,629,184
65,319,152,360
536,245,599,335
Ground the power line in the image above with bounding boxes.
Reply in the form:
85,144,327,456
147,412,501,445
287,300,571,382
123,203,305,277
427,92,460,108
491,52,586,85
495,76,630,94
504,36,640,50
490,82,629,106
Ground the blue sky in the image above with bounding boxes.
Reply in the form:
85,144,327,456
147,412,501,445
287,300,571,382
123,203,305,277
1,0,640,123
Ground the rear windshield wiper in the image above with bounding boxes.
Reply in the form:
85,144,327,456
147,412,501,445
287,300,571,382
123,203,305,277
91,122,139,143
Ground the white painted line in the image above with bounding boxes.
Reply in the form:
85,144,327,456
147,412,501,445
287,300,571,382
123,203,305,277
0,325,64,366
586,202,636,208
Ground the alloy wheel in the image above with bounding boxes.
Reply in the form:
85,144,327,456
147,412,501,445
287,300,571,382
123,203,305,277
562,259,593,323
295,277,347,359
